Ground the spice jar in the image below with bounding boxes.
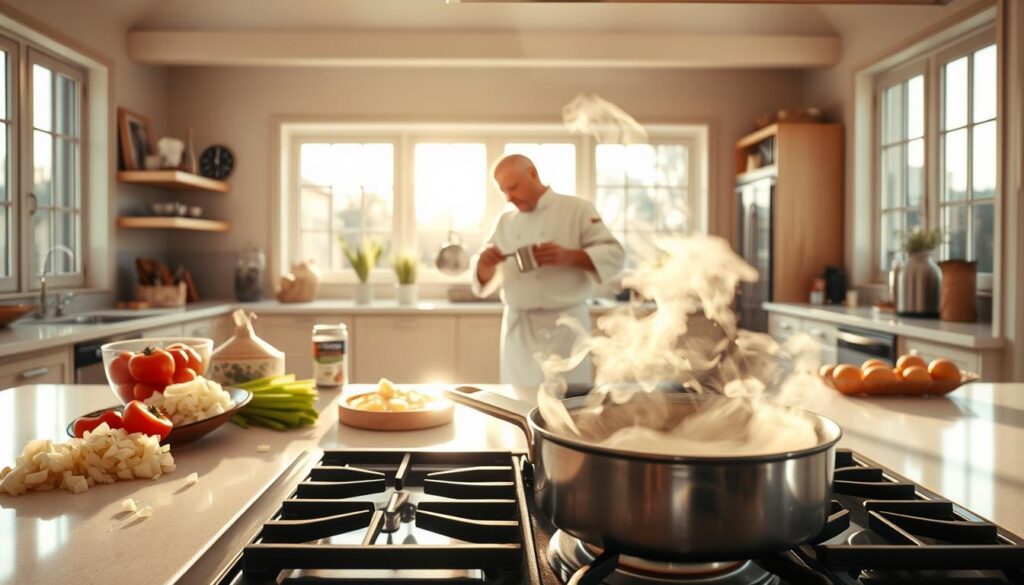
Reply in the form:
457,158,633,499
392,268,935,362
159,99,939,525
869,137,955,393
235,247,265,302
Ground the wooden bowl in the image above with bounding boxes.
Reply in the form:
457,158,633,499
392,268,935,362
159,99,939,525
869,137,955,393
834,373,978,397
67,388,252,446
338,390,454,431
0,304,36,327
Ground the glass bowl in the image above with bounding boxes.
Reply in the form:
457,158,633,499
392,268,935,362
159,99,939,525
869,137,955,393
101,337,214,404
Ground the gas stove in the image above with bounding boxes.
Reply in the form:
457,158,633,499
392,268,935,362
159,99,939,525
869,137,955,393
214,449,1024,585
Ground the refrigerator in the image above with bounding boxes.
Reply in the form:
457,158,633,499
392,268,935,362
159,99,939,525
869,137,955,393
736,175,775,333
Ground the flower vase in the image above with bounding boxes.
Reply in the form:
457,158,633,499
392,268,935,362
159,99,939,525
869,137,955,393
396,283,418,306
355,281,374,305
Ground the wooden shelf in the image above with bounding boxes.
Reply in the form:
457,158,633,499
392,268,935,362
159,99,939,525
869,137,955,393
117,216,230,232
117,170,230,193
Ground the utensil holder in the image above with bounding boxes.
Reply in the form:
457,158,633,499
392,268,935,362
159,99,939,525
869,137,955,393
135,283,187,307
939,260,977,322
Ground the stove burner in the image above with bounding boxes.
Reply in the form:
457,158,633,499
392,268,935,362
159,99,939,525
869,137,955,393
547,530,778,585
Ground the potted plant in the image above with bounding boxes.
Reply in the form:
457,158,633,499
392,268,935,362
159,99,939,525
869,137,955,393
340,238,383,305
896,227,943,317
392,253,419,306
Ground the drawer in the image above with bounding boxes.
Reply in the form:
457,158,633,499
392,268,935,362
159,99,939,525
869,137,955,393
0,347,72,390
768,313,802,342
801,319,838,348
898,338,978,374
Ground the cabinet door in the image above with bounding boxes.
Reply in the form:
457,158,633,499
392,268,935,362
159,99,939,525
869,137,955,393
0,347,72,390
767,313,801,343
457,315,501,383
141,324,184,338
801,319,838,365
256,314,354,379
354,316,457,384
183,318,213,340
898,338,979,375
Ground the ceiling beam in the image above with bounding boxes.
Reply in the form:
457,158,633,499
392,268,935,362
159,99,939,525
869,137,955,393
127,30,840,69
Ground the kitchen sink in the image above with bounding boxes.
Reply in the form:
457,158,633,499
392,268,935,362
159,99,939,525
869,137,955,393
28,313,150,325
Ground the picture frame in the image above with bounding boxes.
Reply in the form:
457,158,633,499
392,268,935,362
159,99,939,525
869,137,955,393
117,108,154,170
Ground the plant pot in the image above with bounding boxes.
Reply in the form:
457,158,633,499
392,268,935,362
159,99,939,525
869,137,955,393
396,283,418,306
355,282,374,305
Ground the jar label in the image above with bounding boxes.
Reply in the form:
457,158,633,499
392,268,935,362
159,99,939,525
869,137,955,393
313,340,346,364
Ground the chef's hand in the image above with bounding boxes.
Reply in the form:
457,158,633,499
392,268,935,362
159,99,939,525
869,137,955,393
533,242,572,266
478,245,506,268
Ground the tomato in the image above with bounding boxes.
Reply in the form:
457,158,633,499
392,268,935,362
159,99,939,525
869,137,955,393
167,343,203,374
128,347,175,384
122,401,173,440
172,367,197,384
72,409,123,438
108,351,135,384
115,382,135,404
132,382,164,401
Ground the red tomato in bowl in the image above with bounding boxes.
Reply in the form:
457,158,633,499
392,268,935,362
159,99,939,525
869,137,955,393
115,382,135,404
172,367,197,384
132,382,164,401
128,348,175,384
167,343,203,374
122,401,173,440
108,351,135,384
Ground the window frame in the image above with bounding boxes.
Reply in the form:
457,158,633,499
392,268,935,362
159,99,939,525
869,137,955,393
24,47,86,290
0,34,19,293
871,25,996,288
280,123,705,285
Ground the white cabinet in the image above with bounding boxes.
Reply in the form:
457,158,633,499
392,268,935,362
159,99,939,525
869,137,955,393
256,314,355,379
801,318,838,365
897,337,1001,379
353,316,457,384
183,318,213,340
768,313,801,343
0,347,72,390
141,323,184,338
456,315,501,382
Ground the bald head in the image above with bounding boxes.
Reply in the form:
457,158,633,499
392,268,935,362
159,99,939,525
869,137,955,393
493,154,548,212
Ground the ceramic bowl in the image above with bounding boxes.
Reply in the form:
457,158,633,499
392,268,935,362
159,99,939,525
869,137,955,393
0,304,37,327
67,388,252,446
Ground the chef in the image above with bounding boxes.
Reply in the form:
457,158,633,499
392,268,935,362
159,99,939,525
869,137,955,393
471,154,625,391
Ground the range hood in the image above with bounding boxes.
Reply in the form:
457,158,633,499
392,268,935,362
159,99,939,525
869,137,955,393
449,1,950,4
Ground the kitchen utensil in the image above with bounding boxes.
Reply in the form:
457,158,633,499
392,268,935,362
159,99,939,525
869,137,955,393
0,304,36,327
101,337,214,404
443,386,841,562
897,251,941,317
66,388,252,447
505,245,538,273
435,230,470,275
338,390,454,431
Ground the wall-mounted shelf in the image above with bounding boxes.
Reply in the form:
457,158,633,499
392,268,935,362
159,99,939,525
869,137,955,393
117,170,230,193
117,216,230,232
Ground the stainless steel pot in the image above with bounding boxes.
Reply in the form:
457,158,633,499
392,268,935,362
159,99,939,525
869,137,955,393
435,231,470,275
444,386,842,562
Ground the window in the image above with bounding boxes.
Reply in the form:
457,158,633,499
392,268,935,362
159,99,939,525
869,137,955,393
874,29,996,284
939,43,996,273
0,32,85,294
284,124,705,282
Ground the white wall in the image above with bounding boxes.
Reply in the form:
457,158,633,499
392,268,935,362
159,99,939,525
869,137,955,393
0,0,170,301
166,65,807,299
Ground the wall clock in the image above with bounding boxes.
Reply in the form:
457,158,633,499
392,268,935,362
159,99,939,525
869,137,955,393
199,145,235,180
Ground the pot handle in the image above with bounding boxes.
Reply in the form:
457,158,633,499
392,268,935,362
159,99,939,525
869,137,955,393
445,386,536,460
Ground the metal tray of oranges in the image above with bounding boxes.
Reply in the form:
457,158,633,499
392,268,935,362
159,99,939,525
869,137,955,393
822,355,979,397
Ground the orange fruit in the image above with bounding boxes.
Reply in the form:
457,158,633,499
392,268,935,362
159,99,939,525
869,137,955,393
819,364,836,380
832,364,863,394
900,365,931,382
896,354,927,375
863,366,898,383
862,358,888,371
928,359,961,382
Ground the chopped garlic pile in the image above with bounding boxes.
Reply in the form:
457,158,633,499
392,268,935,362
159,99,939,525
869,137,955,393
0,424,176,496
145,376,234,426
185,472,198,486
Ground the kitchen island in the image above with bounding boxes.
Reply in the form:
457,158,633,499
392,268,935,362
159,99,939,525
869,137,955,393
1,383,1023,584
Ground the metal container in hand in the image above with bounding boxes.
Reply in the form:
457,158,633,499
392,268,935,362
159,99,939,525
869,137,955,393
897,251,941,317
444,387,841,562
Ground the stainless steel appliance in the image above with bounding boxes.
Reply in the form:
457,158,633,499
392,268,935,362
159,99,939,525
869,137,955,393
736,175,774,332
210,447,1024,585
836,326,896,366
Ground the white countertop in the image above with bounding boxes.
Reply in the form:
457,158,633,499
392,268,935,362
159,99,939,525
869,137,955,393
0,299,622,359
3,382,1024,584
763,302,1002,349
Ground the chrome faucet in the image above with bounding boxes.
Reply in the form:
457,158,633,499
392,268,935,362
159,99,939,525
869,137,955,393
35,245,76,319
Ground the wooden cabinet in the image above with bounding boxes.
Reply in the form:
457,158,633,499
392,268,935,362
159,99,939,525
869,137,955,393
353,316,457,384
456,315,501,382
0,347,72,390
735,124,844,305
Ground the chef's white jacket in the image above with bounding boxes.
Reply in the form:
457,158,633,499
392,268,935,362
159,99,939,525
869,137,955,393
470,189,625,392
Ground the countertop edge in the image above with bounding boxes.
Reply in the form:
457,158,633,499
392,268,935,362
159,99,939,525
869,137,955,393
762,302,1003,349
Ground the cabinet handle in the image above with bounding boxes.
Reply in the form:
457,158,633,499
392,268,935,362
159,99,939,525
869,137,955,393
19,366,50,379
808,328,826,340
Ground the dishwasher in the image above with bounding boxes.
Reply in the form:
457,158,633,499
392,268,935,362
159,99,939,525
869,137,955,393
836,326,897,366
74,335,133,384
